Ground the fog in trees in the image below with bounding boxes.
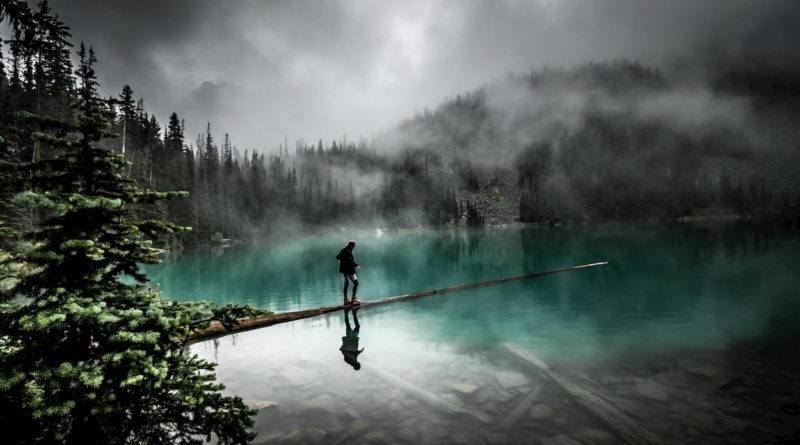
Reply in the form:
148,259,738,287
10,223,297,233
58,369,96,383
3,0,799,247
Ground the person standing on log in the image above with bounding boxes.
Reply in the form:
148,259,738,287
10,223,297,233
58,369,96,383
336,239,361,305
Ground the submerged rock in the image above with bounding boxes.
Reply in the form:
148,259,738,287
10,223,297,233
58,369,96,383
244,399,279,410
473,389,491,404
529,403,553,420
493,391,514,403
360,430,390,445
494,371,529,389
634,379,670,402
440,393,463,406
299,393,337,417
252,402,282,426
449,382,479,395
515,385,532,394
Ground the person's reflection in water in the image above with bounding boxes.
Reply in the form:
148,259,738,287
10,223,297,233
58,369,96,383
340,307,364,370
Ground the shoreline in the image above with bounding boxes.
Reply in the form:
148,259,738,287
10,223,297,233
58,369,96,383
166,213,795,256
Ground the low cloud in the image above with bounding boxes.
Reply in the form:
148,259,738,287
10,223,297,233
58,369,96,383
41,0,800,153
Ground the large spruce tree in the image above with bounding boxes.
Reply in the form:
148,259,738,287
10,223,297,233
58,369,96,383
0,36,264,445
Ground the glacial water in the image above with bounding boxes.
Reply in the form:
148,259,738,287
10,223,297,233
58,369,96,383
145,224,800,444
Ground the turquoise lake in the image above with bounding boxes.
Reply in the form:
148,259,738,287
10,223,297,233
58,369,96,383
145,224,800,444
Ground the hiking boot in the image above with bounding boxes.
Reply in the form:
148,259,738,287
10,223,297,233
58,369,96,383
351,296,361,304
343,298,350,305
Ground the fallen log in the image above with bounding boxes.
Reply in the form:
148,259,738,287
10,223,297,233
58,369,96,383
500,343,658,445
187,261,608,344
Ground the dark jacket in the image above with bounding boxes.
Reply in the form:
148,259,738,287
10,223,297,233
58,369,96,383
336,246,358,274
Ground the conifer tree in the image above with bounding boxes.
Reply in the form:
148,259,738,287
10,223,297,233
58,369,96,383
0,41,264,444
204,122,216,172
118,84,135,124
0,38,6,85
0,0,34,40
39,6,73,106
164,112,183,154
0,39,8,125
9,53,21,95
222,133,233,171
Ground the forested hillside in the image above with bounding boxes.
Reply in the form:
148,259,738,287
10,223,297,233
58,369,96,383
394,61,800,224
0,2,461,248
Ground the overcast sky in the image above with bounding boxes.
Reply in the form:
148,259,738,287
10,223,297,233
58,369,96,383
42,0,800,153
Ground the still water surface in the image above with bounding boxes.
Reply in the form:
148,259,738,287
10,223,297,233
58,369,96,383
145,225,800,444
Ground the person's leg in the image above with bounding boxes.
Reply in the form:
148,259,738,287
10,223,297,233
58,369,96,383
342,274,350,303
351,273,359,300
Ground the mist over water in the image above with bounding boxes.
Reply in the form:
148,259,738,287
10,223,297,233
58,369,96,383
147,224,800,359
